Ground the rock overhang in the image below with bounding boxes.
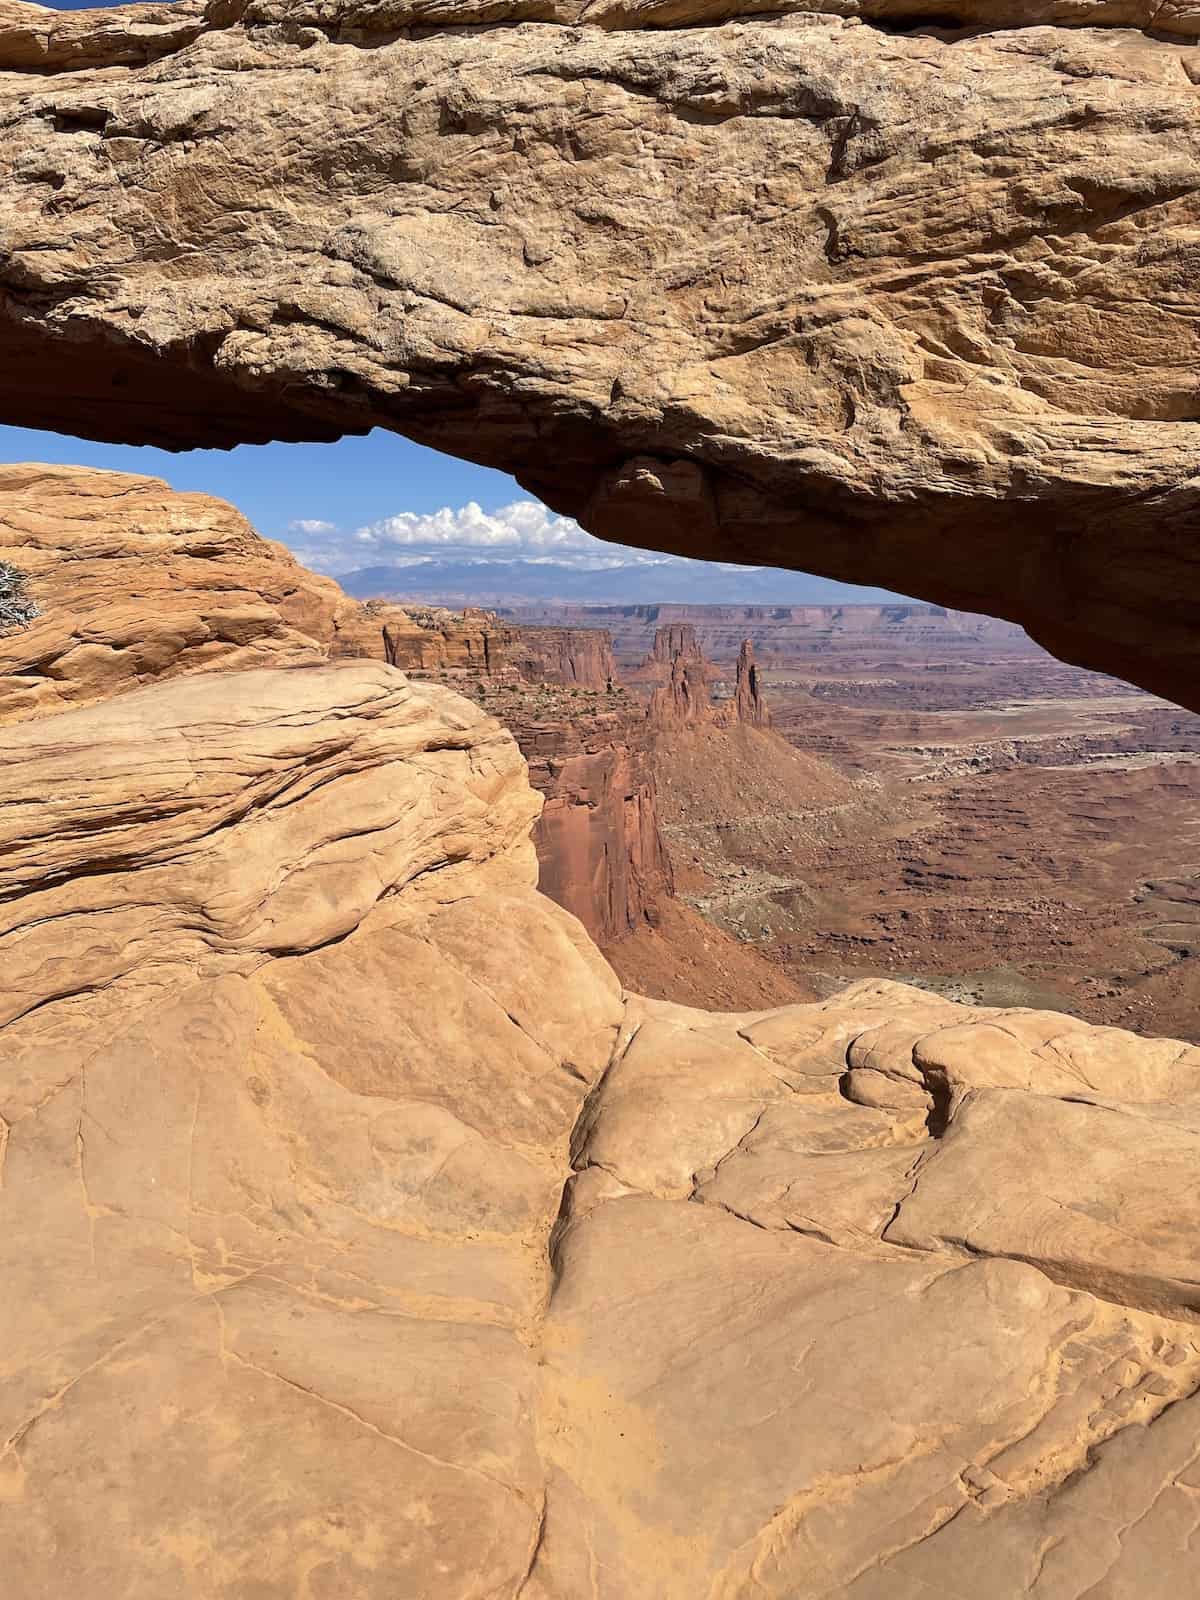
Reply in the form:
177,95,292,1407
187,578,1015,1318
0,0,1197,703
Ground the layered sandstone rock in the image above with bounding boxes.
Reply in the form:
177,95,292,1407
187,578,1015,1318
643,623,707,678
5,688,1200,1600
647,652,712,731
531,734,672,942
0,657,629,1598
2,460,1199,1596
2,1,1198,702
0,463,340,722
330,599,518,677
510,626,615,691
732,638,770,728
504,604,1037,669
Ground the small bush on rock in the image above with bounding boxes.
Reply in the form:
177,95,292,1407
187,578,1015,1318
0,561,40,631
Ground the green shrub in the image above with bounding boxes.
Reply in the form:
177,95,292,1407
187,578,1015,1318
0,561,39,631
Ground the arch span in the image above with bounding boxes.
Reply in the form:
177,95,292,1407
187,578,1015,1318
2,0,1198,703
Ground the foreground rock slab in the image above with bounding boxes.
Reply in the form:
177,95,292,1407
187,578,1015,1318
3,660,1200,1596
2,3,1200,702
0,658,623,1595
2,467,1198,1593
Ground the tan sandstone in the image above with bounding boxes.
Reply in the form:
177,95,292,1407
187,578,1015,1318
1,1,1199,702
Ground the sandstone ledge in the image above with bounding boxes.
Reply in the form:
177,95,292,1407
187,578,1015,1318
0,521,1197,1590
1,7,1198,704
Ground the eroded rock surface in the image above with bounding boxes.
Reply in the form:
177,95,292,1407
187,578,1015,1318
0,483,1196,1593
0,650,624,1596
7,702,1200,1600
0,462,340,721
1,2,1199,702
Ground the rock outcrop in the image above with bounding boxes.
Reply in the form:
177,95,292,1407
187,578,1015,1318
0,463,669,951
732,638,770,728
647,647,713,731
643,622,771,730
5,672,1200,1600
644,623,706,675
2,1,1199,703
544,981,1200,1599
2,460,1199,1596
0,462,340,722
510,626,615,690
527,728,673,944
0,654,628,1599
331,599,518,677
504,602,1037,670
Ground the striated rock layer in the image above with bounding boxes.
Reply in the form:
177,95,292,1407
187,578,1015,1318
1,0,1199,704
3,661,1200,1596
0,462,340,721
510,626,616,691
508,604,1035,669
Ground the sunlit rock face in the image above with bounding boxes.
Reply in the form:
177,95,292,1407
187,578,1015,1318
1,0,1199,704
1,461,1199,1598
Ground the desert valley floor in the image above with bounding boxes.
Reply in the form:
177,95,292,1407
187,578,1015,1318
441,603,1200,1042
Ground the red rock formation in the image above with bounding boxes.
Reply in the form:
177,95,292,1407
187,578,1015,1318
649,623,700,667
641,622,715,731
732,638,770,729
508,604,1035,670
648,652,713,731
531,736,673,946
643,624,772,731
510,627,615,690
330,601,518,677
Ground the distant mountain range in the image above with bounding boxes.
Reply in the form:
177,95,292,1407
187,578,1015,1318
335,560,907,607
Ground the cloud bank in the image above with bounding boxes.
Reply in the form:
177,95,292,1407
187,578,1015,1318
285,500,744,576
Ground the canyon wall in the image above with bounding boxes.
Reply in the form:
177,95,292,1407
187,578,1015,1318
330,602,520,677
508,603,1037,667
521,716,674,944
507,626,615,690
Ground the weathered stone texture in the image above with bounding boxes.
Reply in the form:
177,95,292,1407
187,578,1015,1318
0,1,1197,702
2,463,1199,1598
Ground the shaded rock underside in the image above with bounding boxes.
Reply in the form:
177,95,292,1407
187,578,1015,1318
0,0,1198,704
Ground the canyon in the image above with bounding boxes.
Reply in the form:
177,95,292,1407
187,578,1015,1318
2,0,1200,1594
365,591,1200,1041
649,615,1200,1040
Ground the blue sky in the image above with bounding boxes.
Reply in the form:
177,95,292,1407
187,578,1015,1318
0,423,525,565
1,420,913,599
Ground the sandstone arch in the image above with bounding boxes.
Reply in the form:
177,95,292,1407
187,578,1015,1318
1,0,1198,703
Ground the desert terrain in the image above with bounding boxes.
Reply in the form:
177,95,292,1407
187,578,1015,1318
505,605,1200,1040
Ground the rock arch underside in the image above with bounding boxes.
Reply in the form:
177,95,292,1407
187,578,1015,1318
2,2,1200,1596
2,0,1200,703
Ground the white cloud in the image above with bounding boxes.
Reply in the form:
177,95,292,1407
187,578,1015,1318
355,501,608,561
284,499,701,576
